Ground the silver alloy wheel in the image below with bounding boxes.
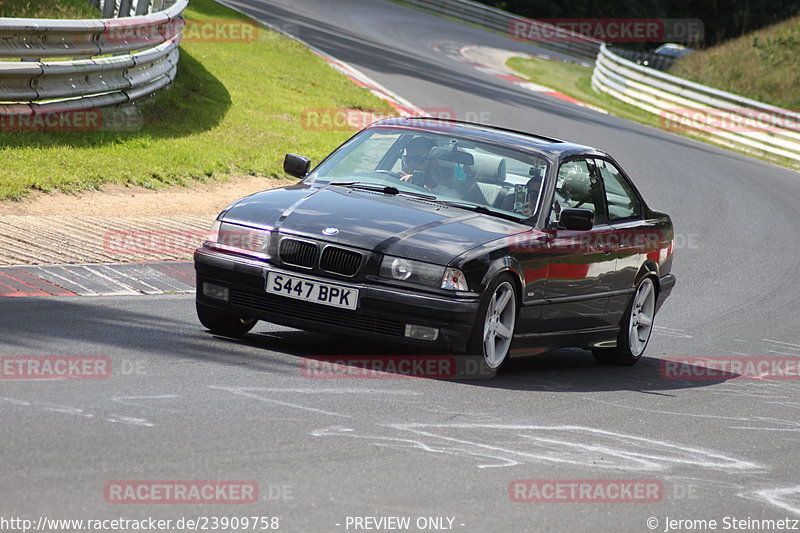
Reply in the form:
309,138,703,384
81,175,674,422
483,281,516,368
628,278,656,356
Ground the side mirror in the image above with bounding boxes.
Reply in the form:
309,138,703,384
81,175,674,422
284,153,311,179
560,208,594,231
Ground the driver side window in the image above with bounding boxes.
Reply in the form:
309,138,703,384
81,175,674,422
551,159,607,226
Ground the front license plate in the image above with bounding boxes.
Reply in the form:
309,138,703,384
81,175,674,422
266,272,359,310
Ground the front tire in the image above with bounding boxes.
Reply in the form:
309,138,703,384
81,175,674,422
468,274,518,370
593,277,657,366
196,301,257,338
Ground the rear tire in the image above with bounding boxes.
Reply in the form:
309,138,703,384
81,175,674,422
196,301,257,338
468,274,518,370
592,277,657,366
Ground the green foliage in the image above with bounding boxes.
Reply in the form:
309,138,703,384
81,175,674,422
0,0,98,18
479,0,800,47
670,15,800,108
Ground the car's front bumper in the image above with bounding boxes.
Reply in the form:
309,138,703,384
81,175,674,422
194,248,481,353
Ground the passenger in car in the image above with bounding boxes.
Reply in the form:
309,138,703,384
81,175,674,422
457,154,516,210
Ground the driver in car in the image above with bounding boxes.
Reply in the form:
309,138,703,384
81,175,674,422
399,137,461,198
399,136,437,182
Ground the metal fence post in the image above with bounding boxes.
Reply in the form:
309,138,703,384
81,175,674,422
101,0,116,18
118,0,133,17
134,0,151,16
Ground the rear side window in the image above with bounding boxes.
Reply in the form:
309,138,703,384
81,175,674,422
595,159,642,222
551,159,607,225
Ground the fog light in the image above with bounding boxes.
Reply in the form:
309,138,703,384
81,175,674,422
203,282,229,301
404,324,439,341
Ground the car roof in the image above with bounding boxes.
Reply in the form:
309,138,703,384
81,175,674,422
654,43,694,57
368,117,604,160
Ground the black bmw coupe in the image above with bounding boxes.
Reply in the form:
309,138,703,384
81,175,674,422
194,117,675,370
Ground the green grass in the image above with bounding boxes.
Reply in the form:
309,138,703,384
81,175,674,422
670,15,800,109
506,56,661,128
0,0,393,200
0,0,97,18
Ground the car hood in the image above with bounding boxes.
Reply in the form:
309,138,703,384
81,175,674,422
221,184,528,264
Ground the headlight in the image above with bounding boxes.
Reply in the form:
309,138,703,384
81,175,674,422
206,219,222,243
389,258,413,280
379,256,469,291
205,220,270,259
379,256,444,287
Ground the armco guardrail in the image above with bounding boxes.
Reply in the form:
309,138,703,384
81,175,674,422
592,44,800,163
0,0,187,120
395,0,601,60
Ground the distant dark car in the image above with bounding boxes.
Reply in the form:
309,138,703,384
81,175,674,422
653,43,694,59
638,43,695,70
194,117,675,370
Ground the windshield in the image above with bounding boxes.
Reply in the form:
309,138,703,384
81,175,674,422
306,127,550,219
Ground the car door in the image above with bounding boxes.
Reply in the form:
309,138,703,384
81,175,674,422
593,158,655,324
538,158,618,331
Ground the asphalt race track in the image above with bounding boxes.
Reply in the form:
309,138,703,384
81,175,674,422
2,1,800,532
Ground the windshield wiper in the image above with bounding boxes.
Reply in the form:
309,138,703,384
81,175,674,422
329,181,437,201
435,200,527,223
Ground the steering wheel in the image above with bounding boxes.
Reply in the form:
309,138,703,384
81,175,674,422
373,170,406,181
372,169,433,193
